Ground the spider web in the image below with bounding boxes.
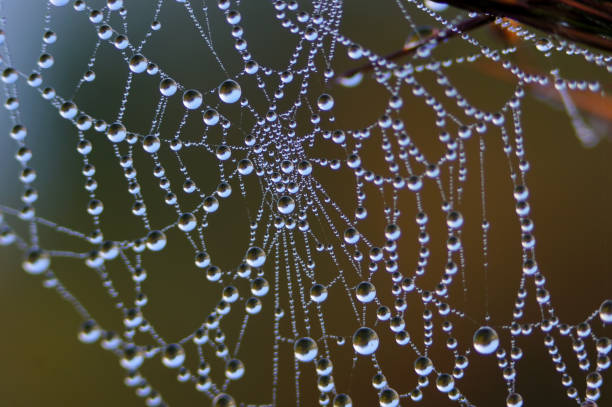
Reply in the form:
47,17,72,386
0,0,611,406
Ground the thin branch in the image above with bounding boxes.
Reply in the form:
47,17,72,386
336,15,494,83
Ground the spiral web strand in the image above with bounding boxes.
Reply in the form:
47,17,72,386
0,0,611,406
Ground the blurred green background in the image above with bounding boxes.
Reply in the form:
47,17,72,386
0,1,611,406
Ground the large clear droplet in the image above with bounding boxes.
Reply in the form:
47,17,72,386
294,337,318,362
245,246,266,268
473,326,500,355
162,344,185,368
218,79,241,103
352,327,379,355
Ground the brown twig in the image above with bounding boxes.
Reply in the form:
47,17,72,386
337,15,494,82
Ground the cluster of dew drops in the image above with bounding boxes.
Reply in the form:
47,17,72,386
0,0,611,407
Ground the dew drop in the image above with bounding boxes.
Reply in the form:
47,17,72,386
317,93,334,111
146,230,167,251
352,327,379,355
294,337,318,362
162,344,185,368
473,326,500,354
245,246,266,267
183,89,203,110
218,79,241,103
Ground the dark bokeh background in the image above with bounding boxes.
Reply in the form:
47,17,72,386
0,1,610,406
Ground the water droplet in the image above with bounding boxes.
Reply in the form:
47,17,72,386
78,320,102,344
159,78,177,96
183,89,203,109
352,327,379,355
317,93,334,111
212,393,236,407
294,337,318,362
379,388,399,407
435,373,455,392
218,79,241,103
356,281,376,303
146,230,167,251
599,300,612,323
22,249,50,274
277,195,296,214
162,344,185,368
225,359,245,380
414,356,433,376
129,54,148,73
473,326,500,354
245,246,266,267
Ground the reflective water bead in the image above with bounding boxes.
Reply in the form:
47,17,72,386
143,135,161,153
212,393,236,407
129,54,148,73
355,281,376,303
59,102,78,119
435,373,455,392
78,320,102,344
218,79,241,103
22,248,50,274
379,388,399,407
183,89,203,109
333,394,352,407
317,93,334,111
310,284,328,303
203,109,220,126
225,359,245,380
159,78,177,96
162,344,185,368
146,230,167,251
107,122,127,143
343,228,360,244
277,195,296,214
414,356,434,376
294,337,318,362
599,300,612,323
352,327,379,355
245,246,266,267
473,326,500,354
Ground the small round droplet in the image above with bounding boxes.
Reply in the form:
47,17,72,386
355,281,376,303
599,300,612,323
146,230,167,251
22,249,50,275
178,213,197,232
436,373,455,392
352,327,379,355
203,109,220,126
379,388,399,407
317,93,334,111
212,393,236,407
159,78,177,97
225,359,245,380
310,284,328,303
78,320,102,344
162,344,185,368
414,356,433,376
218,79,241,103
183,89,203,110
277,195,295,214
245,246,266,268
473,326,500,355
129,54,148,73
333,393,352,407
294,337,318,362
50,0,70,6
143,135,160,153
506,392,523,407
